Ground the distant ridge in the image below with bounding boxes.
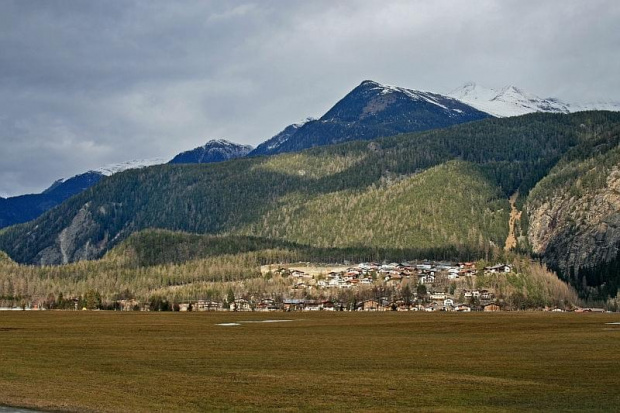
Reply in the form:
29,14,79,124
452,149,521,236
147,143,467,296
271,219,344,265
169,139,253,164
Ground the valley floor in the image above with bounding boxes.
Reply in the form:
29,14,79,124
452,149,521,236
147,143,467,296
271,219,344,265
0,312,619,412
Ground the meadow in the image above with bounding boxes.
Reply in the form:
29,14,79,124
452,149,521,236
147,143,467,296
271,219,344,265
0,312,619,412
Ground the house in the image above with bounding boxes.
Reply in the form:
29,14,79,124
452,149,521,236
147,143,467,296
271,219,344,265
485,264,512,274
424,302,441,312
195,300,223,311
419,274,435,284
231,299,252,312
358,299,383,311
480,290,494,300
291,270,310,278
256,299,280,312
283,299,304,311
484,304,501,312
454,304,471,312
430,292,447,300
443,298,454,308
464,290,480,299
328,278,341,287
303,300,322,311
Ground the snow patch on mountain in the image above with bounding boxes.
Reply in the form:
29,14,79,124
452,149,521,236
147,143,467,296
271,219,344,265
363,80,462,114
94,158,167,176
448,83,571,117
449,82,620,117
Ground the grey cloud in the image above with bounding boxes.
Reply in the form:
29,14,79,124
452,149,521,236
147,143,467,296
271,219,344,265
0,0,619,196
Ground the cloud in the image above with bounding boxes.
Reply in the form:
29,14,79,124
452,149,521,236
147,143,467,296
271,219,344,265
0,0,619,196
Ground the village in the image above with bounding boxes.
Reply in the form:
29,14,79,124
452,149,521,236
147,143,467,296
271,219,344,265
138,260,585,313
1,259,609,313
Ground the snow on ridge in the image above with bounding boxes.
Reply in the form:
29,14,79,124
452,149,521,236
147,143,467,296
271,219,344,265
93,158,166,176
203,139,253,151
204,139,252,148
366,81,458,113
292,117,316,128
448,83,573,117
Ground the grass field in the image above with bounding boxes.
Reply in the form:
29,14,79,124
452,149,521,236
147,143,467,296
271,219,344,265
0,312,619,412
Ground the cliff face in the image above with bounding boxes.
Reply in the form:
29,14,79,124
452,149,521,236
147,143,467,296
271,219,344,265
528,157,620,278
34,203,110,265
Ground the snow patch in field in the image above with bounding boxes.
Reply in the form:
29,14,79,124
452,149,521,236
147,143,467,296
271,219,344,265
241,319,294,323
216,319,295,326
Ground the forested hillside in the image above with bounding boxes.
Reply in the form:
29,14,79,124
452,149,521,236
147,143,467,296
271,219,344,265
1,111,620,300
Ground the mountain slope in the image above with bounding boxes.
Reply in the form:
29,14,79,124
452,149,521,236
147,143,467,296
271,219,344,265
238,160,509,250
0,171,105,229
2,112,617,268
0,158,165,229
249,80,491,156
249,119,314,156
169,139,252,164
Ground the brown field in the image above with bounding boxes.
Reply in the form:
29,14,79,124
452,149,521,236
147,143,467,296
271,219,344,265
0,312,619,412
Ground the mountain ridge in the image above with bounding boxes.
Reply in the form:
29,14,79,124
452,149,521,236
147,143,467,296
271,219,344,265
169,139,252,164
249,80,491,156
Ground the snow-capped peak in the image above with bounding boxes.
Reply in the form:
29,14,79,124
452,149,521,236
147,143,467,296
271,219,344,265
448,83,571,117
93,158,166,176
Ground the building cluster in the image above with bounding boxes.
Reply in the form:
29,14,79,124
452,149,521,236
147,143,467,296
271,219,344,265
279,261,510,290
150,261,516,312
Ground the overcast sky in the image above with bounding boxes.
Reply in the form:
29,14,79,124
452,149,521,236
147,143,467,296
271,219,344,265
1,0,619,197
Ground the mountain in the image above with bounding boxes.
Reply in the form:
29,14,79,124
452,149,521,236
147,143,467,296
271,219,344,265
0,139,252,229
0,171,105,229
449,82,620,117
249,80,491,156
0,158,165,229
1,111,617,266
169,139,252,164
